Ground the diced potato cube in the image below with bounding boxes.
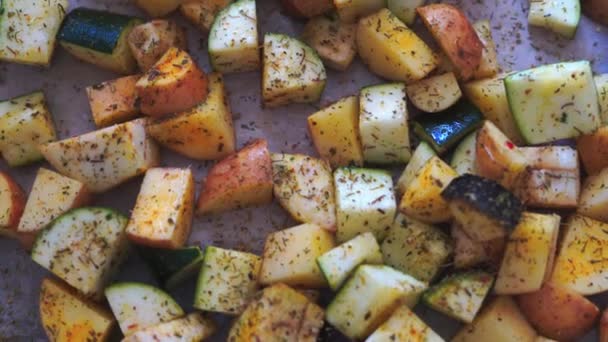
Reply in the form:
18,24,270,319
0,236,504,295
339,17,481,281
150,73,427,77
126,168,195,249
148,73,236,160
334,0,385,23
133,0,182,17
308,96,364,168
577,125,608,175
197,139,273,215
366,305,444,342
18,168,89,240
579,167,608,222
357,9,438,83
86,75,140,128
451,222,505,269
359,83,411,164
0,91,57,166
472,20,499,79
124,313,215,342
334,168,396,242
406,72,462,113
494,212,560,294
128,20,188,71
259,223,335,288
0,172,25,230
301,16,357,71
399,156,457,223
180,0,232,32
39,119,160,193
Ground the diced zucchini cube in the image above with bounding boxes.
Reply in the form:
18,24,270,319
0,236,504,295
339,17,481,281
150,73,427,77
326,265,427,340
334,167,397,243
381,215,452,283
137,245,204,289
359,83,411,164
194,246,261,314
259,223,335,288
0,91,57,166
317,232,383,291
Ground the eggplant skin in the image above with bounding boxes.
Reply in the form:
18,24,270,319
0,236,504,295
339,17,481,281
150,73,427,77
441,174,523,229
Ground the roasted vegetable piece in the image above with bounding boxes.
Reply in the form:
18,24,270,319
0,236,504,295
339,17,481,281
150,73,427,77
271,153,336,230
86,75,141,127
381,215,452,283
399,156,458,223
517,282,599,341
228,283,324,341
147,73,236,160
334,168,396,242
0,0,68,66
472,20,499,79
0,91,57,167
31,208,129,298
301,16,357,71
0,172,25,231
601,308,608,342
208,0,260,73
451,131,478,175
196,139,273,215
180,0,232,32
326,265,427,340
17,168,90,247
123,313,216,342
334,0,385,23
417,4,483,81
133,0,182,17
577,125,608,175
494,212,560,294
259,223,335,287
128,20,187,71
262,33,327,107
406,73,462,113
396,142,436,195
194,246,261,314
58,8,141,74
551,214,608,295
307,96,364,168
126,167,195,249
137,246,204,289
39,278,115,342
583,0,608,26
105,282,184,336
136,47,208,117
452,296,537,342
451,222,505,269
579,167,608,222
317,232,383,291
423,271,494,324
528,0,581,39
505,60,600,144
281,0,333,18
357,9,438,83
366,305,444,342
387,0,426,25
40,118,160,193
442,174,524,242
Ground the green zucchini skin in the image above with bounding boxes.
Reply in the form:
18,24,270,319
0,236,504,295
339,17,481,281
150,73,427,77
442,174,523,230
59,8,138,54
138,246,204,288
412,101,483,154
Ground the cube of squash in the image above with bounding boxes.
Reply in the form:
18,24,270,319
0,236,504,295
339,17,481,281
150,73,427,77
577,125,608,175
0,172,25,230
357,9,438,83
147,73,236,160
399,156,457,223
126,168,195,249
551,214,608,295
197,139,273,215
136,48,208,117
494,212,560,295
228,283,324,341
366,305,443,342
40,119,160,193
39,278,115,342
452,296,537,342
128,20,187,72
180,0,232,32
86,75,141,128
307,96,364,168
259,223,335,288
334,168,397,242
301,16,357,71
579,167,608,222
18,168,89,241
326,265,427,340
0,91,57,166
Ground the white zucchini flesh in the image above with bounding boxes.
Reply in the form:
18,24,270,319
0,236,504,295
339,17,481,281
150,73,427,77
359,83,411,164
208,0,260,73
105,282,184,335
528,0,581,39
0,0,68,66
317,232,383,291
31,207,129,298
505,60,600,144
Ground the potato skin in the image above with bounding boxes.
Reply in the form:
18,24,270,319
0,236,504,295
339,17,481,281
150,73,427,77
577,126,608,175
517,282,599,341
0,172,26,230
280,0,333,18
583,0,608,26
128,20,187,71
417,4,483,81
600,309,608,342
136,48,208,117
